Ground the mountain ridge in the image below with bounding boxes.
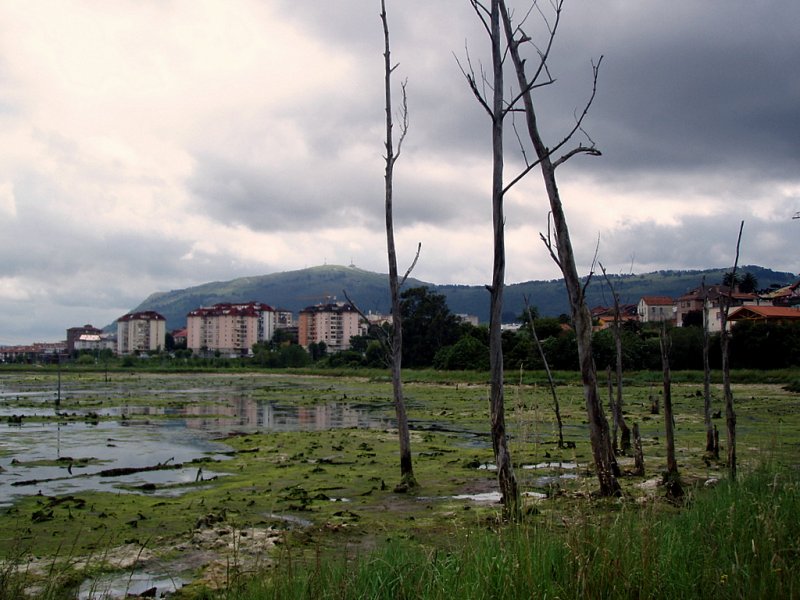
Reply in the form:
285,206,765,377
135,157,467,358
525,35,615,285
127,264,798,331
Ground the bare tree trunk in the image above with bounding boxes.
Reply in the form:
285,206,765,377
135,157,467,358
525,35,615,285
600,265,632,455
381,0,415,490
527,299,564,448
660,325,682,498
606,365,618,452
487,0,519,520
613,315,631,453
702,277,715,455
721,221,745,481
632,422,645,477
499,1,619,496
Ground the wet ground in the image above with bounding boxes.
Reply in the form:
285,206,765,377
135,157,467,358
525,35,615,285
0,373,397,507
2,370,798,598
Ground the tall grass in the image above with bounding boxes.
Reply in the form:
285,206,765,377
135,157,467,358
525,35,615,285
231,465,799,600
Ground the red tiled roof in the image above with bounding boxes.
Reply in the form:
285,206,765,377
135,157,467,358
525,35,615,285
728,306,800,321
117,311,166,322
640,296,673,305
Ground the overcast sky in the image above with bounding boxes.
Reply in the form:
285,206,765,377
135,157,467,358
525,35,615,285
1,1,798,344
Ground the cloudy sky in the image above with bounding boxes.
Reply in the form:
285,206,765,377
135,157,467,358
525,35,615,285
1,1,798,344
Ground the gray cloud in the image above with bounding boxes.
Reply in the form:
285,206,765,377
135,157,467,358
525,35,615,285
0,1,798,344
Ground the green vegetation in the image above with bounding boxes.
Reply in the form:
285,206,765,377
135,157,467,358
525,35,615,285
0,370,798,598
123,263,796,331
234,465,800,599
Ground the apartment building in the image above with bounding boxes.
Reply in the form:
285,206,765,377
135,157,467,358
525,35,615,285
297,302,360,353
117,311,166,355
186,302,276,356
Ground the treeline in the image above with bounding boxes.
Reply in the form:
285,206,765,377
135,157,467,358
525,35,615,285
302,287,800,371
59,286,799,372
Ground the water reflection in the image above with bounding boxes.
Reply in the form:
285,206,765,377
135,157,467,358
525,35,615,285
0,389,396,506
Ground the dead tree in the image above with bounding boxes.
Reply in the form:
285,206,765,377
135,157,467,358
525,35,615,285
525,295,564,448
499,0,620,495
600,264,632,454
720,221,745,481
381,0,416,490
606,365,617,450
632,423,645,476
460,0,524,519
659,324,682,498
701,277,717,456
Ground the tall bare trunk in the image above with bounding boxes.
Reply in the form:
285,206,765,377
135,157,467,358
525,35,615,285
487,0,519,520
606,365,617,451
701,278,715,455
499,1,619,496
612,314,631,453
527,301,564,448
381,0,415,489
659,325,682,497
721,221,744,481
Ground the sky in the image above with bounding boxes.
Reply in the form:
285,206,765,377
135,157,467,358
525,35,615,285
1,1,798,345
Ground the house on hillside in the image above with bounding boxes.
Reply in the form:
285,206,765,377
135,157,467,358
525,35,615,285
637,296,675,324
675,285,766,332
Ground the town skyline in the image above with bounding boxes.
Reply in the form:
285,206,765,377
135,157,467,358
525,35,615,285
1,1,798,345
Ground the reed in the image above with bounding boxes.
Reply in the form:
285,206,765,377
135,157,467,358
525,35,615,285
231,464,799,600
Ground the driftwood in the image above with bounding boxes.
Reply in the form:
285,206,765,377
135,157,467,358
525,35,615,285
12,460,183,487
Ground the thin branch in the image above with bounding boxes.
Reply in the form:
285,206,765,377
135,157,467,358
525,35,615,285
343,288,392,355
539,212,562,270
399,242,422,288
580,234,601,301
394,79,409,162
455,48,493,118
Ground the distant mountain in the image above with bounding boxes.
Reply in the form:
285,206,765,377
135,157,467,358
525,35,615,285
126,264,797,331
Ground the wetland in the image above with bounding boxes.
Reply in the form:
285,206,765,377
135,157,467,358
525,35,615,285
0,368,798,598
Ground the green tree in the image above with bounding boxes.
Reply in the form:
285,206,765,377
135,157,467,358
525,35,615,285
400,287,461,367
739,272,758,293
434,334,490,370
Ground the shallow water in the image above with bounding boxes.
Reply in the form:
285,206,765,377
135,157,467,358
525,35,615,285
78,571,186,600
0,376,395,506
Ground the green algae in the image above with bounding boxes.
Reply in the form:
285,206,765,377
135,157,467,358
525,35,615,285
0,369,799,595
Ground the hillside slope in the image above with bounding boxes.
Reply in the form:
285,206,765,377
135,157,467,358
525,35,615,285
128,264,797,330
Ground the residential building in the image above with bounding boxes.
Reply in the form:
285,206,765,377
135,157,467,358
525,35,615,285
274,309,294,328
186,302,276,356
74,333,116,353
637,296,674,324
728,305,800,324
760,280,800,307
298,302,360,352
171,328,188,348
0,342,67,363
66,324,103,354
676,285,765,332
117,311,166,355
591,304,639,330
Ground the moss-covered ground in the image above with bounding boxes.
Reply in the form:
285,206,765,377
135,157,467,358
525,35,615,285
0,369,798,597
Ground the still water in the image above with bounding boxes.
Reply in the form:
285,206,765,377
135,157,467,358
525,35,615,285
0,374,396,506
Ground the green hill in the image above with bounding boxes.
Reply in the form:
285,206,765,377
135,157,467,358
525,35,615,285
127,264,797,331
